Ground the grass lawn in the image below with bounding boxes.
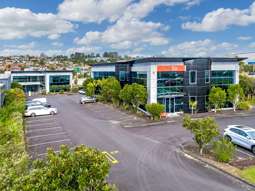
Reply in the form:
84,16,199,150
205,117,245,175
240,166,255,184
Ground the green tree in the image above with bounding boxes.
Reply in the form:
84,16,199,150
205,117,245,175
86,81,97,97
239,74,255,98
213,138,235,163
13,145,116,191
11,82,23,89
146,103,165,120
209,87,226,113
83,77,94,92
119,83,147,110
99,77,121,103
227,84,244,112
183,115,219,155
189,100,197,115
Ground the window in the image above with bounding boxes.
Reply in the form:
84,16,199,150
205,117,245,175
205,70,210,83
119,71,126,81
189,70,197,85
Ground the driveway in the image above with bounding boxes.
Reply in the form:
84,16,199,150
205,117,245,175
27,94,254,191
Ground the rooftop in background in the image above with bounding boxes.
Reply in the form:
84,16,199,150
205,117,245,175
11,70,73,73
0,72,11,79
92,57,247,66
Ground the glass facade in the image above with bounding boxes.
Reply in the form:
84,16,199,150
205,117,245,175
158,97,184,113
131,72,147,86
157,72,184,97
49,75,70,86
13,76,45,84
93,72,115,80
211,70,234,88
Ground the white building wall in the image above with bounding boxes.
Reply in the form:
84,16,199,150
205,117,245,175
147,64,157,104
91,65,115,72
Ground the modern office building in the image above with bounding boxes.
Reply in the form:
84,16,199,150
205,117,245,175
11,70,73,94
91,57,244,113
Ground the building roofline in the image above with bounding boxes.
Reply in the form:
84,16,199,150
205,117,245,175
11,70,73,74
92,57,247,67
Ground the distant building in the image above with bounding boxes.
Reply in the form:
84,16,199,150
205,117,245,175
236,52,255,64
92,57,244,113
0,72,11,106
11,70,73,94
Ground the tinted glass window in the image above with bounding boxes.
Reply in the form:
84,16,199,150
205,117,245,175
189,70,197,84
205,70,210,83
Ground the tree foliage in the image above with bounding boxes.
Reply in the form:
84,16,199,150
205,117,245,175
146,103,165,120
119,83,147,110
189,100,197,115
11,82,23,89
239,74,255,98
209,87,226,112
227,84,244,112
13,145,115,191
99,77,121,103
213,138,235,163
183,115,219,155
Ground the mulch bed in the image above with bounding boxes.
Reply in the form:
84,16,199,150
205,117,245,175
183,143,255,169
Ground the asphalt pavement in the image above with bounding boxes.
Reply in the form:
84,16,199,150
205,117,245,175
25,94,255,191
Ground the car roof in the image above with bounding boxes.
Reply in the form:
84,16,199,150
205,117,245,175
229,125,255,132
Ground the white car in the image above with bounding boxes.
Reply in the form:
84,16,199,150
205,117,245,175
224,125,255,154
24,106,57,117
78,90,86,95
32,98,47,104
80,96,96,104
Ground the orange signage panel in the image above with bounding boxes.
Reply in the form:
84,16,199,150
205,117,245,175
157,64,186,72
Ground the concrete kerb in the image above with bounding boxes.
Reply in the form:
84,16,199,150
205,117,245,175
179,144,255,190
122,120,176,128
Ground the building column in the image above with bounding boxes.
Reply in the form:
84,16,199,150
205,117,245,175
45,74,50,93
147,64,157,104
235,63,240,84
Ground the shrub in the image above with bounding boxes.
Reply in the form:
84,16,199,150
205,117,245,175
146,103,165,120
11,82,23,89
71,85,79,93
13,145,115,191
238,101,251,111
213,138,235,163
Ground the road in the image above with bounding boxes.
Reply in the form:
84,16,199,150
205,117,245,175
31,94,254,191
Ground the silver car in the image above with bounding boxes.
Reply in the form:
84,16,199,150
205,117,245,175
80,96,96,104
224,125,255,154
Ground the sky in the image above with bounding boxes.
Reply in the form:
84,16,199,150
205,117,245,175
0,0,255,57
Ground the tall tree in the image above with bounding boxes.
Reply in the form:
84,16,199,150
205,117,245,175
209,87,226,113
227,84,244,112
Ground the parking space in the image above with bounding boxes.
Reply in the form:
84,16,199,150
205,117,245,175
25,115,73,159
82,102,150,127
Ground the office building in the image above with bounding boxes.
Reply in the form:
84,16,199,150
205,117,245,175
91,57,244,113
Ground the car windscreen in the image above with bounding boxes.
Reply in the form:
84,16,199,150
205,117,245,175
247,131,255,139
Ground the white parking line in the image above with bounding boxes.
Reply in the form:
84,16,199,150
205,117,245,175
28,139,71,148
26,127,62,133
236,148,255,158
26,119,56,124
27,122,58,127
27,132,66,139
26,116,56,121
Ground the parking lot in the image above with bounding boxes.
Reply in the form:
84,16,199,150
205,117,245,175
25,114,73,159
24,94,254,191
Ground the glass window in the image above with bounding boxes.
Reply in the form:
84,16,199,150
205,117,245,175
157,71,184,97
119,71,127,81
49,75,70,86
189,70,197,85
205,70,210,83
211,70,234,88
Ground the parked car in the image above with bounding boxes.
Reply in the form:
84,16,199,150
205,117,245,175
26,100,51,109
78,90,86,95
80,96,96,104
32,98,47,104
24,106,57,117
224,125,255,154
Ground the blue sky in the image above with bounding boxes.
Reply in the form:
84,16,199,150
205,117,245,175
0,0,255,57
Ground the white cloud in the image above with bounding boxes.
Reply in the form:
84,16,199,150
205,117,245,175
75,18,169,50
249,42,255,48
162,39,238,57
52,42,64,47
238,36,252,41
4,42,36,49
58,0,133,23
0,7,74,40
182,2,255,32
